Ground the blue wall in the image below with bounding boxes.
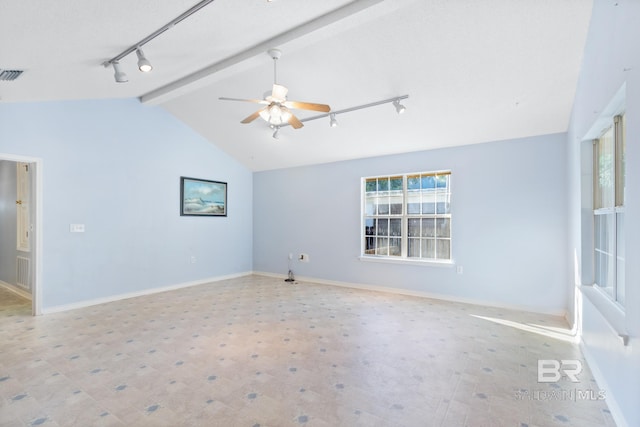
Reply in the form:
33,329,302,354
567,1,640,426
0,99,253,310
253,133,569,314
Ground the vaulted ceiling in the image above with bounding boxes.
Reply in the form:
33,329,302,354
0,0,593,171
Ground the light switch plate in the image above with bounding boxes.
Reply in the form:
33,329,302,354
70,224,85,233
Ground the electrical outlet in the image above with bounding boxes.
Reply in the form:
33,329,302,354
190,256,197,264
299,253,309,263
456,266,463,274
288,253,293,260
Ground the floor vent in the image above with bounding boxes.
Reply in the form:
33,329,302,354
16,256,30,290
0,69,24,81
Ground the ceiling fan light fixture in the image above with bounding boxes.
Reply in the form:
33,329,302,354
136,48,153,72
329,113,338,127
112,61,128,83
393,99,406,114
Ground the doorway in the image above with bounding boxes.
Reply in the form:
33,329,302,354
0,153,42,315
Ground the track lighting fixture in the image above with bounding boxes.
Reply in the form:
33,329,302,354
393,99,406,114
102,0,214,82
270,95,408,134
329,113,338,127
112,61,128,83
136,48,153,72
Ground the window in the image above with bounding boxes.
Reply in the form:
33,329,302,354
593,114,625,306
363,171,451,262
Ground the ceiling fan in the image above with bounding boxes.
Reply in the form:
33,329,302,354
219,49,331,129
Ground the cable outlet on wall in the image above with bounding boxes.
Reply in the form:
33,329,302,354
299,253,309,263
456,265,463,274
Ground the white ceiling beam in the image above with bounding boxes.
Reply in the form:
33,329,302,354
140,0,384,105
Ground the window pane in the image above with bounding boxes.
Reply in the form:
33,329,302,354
365,179,377,192
423,239,435,259
407,190,420,214
407,175,420,190
437,239,451,260
377,178,389,191
596,127,615,208
594,213,615,298
616,114,625,206
378,201,389,215
390,176,403,191
390,193,403,215
377,218,389,236
389,238,401,256
390,218,402,237
365,219,375,236
422,218,435,237
408,238,420,257
421,175,435,189
365,196,376,215
436,218,450,238
435,174,449,188
376,237,388,255
616,212,625,305
436,192,450,214
421,190,435,214
408,218,420,237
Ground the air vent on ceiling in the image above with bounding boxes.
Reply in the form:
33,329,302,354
0,69,24,81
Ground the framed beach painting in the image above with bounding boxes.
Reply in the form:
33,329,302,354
180,177,227,216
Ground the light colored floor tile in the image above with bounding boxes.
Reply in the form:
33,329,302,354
0,276,613,426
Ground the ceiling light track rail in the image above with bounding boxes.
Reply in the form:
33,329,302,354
102,0,216,71
278,94,409,128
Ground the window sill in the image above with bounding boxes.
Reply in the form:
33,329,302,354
579,284,629,346
358,255,454,268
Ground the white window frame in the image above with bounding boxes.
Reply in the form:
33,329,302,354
360,170,452,265
593,113,625,308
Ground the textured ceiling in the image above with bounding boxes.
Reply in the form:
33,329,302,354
0,0,593,171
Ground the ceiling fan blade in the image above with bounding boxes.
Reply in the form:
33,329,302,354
287,113,304,129
241,107,267,124
271,84,288,101
283,101,331,112
219,96,269,105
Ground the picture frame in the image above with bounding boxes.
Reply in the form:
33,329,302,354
180,177,227,217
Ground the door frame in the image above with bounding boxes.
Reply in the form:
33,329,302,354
0,153,42,315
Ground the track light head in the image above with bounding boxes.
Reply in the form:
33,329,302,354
136,48,153,72
329,113,338,128
112,61,128,83
393,99,406,114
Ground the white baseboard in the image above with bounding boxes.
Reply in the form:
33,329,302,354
0,280,32,300
253,271,567,317
41,271,252,315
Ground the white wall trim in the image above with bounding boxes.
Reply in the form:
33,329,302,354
580,340,629,427
41,271,252,315
254,271,567,317
0,280,32,301
0,153,43,316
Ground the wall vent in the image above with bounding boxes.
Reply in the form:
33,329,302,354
0,69,24,81
16,256,30,290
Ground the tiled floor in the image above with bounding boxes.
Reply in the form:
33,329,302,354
1,276,615,427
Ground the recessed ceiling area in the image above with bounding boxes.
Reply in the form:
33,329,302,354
0,0,593,171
